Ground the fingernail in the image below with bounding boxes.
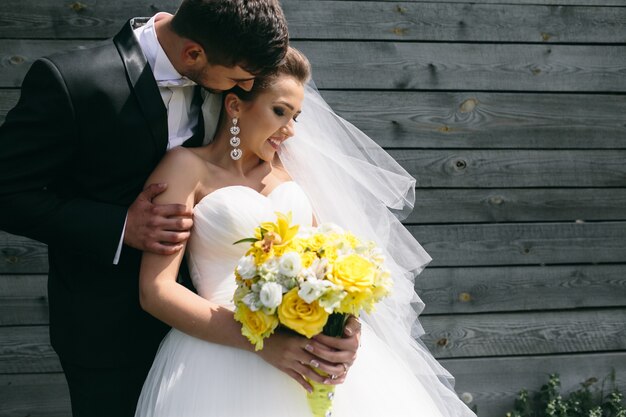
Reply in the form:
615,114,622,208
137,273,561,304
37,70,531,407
305,344,314,352
307,386,313,393
344,327,353,336
323,379,331,385
310,359,320,368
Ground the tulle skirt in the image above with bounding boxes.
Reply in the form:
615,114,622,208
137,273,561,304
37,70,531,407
135,324,449,417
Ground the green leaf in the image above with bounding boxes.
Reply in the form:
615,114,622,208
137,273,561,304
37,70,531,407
233,237,258,245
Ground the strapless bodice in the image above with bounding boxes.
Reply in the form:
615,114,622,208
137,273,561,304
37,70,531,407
186,182,313,306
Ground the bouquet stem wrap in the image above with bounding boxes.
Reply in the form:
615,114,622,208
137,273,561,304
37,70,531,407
306,313,348,417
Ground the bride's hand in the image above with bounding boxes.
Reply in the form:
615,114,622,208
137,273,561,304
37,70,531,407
308,315,361,384
256,317,362,391
255,330,351,393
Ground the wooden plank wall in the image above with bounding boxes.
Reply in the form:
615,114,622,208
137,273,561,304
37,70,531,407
1,1,625,416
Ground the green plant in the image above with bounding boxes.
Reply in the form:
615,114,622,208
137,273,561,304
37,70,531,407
506,371,625,417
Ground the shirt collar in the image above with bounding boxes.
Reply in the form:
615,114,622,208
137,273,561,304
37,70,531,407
134,13,185,83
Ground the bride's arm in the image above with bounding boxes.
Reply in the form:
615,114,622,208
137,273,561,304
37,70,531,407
138,149,352,391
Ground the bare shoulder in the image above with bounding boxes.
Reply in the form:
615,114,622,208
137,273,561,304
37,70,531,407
146,147,208,205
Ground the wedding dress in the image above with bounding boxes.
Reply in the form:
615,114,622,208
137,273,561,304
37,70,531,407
134,181,472,417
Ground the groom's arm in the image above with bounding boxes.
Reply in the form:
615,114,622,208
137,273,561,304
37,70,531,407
0,58,193,262
0,58,128,261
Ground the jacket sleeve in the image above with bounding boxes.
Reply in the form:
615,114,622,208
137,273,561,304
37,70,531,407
0,58,127,262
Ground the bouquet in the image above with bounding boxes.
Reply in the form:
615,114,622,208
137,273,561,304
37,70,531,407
233,212,392,417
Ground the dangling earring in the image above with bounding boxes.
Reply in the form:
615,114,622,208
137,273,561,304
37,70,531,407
229,117,242,160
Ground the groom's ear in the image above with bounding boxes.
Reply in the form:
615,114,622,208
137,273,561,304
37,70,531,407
181,41,205,66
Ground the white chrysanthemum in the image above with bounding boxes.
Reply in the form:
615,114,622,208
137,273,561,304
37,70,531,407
278,252,302,277
317,222,344,234
298,277,335,304
236,255,257,279
259,258,279,281
296,226,315,239
242,292,260,311
259,282,283,309
310,258,329,280
318,288,347,313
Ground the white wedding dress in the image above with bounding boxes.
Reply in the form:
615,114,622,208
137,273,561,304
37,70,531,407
135,182,464,417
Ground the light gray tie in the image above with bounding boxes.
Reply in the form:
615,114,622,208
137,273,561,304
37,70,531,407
157,78,196,145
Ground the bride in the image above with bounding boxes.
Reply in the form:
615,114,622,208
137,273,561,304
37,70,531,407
135,47,475,417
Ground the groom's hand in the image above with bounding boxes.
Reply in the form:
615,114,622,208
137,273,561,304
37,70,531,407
125,183,194,255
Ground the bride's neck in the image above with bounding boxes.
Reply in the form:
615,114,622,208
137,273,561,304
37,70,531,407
205,130,268,178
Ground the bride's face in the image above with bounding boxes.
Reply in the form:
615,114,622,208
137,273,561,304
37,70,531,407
238,76,304,162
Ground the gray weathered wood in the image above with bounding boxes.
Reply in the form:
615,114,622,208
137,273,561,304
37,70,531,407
319,91,626,149
3,263,625,326
4,308,624,373
420,308,626,358
0,232,48,274
3,221,626,273
1,352,624,417
443,352,626,417
0,373,70,417
2,1,625,43
391,149,626,188
329,0,626,5
3,41,626,91
416,264,626,314
293,42,626,91
406,188,626,224
0,274,48,325
4,89,626,149
411,221,626,267
4,263,625,326
0,327,58,373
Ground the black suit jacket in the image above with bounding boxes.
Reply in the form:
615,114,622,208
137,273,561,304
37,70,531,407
0,19,204,367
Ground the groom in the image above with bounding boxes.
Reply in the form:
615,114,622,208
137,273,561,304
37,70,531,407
0,1,289,416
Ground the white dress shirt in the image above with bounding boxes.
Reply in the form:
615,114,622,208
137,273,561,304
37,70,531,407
113,13,221,264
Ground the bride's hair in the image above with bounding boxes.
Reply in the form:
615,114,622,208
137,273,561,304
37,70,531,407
229,47,311,101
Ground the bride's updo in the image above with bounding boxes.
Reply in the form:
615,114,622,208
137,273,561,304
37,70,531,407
230,47,311,101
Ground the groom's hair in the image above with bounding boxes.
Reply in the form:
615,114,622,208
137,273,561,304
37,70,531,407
171,0,289,76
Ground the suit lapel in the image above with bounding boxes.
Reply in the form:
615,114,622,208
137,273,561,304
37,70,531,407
113,18,168,154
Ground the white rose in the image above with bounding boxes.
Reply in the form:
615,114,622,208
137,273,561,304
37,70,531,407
236,255,257,279
259,282,283,309
278,252,302,277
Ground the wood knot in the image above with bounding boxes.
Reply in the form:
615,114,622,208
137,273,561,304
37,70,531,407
395,5,407,15
459,98,478,113
459,292,472,302
69,1,87,12
488,195,504,205
454,159,467,170
522,247,531,255
392,27,409,36
438,125,450,133
541,32,552,42
436,338,448,347
4,256,19,264
531,68,541,76
9,56,25,65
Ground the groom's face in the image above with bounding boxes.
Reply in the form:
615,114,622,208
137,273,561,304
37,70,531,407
188,63,256,93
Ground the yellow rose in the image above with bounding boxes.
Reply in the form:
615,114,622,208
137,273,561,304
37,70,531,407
278,288,329,338
328,254,375,292
234,303,278,351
